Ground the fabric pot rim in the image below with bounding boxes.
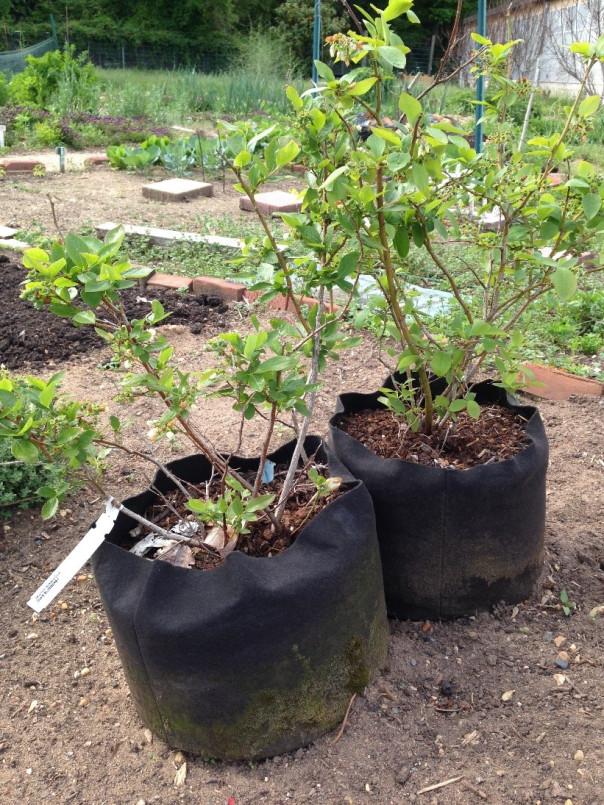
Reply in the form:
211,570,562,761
330,376,543,476
102,434,363,571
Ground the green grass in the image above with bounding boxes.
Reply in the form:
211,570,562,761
97,67,304,123
125,238,246,279
123,212,280,281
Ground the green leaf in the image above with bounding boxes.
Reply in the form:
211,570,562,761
73,310,96,326
319,165,349,190
425,126,448,145
378,46,407,69
348,77,378,96
314,60,335,82
579,94,600,118
23,247,49,268
570,41,593,58
247,124,276,153
582,192,601,220
471,33,492,46
411,163,429,193
466,399,481,419
398,92,422,125
257,355,296,373
186,498,210,515
11,439,39,463
366,133,386,158
38,384,54,408
551,267,577,301
41,497,59,520
393,225,409,259
285,84,303,110
371,126,400,145
64,233,96,267
109,415,121,432
275,141,300,168
448,399,467,413
382,0,412,22
245,493,275,512
233,150,251,168
431,351,451,376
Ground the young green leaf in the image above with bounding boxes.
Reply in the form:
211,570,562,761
582,192,601,220
371,126,401,145
348,77,378,96
275,141,300,169
578,95,600,118
41,496,59,520
551,267,577,301
398,92,422,125
378,46,407,69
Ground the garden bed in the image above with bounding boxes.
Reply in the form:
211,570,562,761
0,326,602,802
0,259,230,369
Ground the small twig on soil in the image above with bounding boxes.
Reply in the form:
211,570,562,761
332,693,357,743
46,193,64,240
464,783,488,800
417,775,464,795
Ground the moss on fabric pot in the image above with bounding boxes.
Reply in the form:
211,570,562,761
91,437,388,760
329,379,549,620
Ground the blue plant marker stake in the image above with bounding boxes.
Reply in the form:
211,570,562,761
262,460,275,484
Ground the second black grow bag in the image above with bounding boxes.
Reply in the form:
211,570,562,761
91,436,389,760
329,378,549,620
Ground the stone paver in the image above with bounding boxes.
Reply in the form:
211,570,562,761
142,178,213,202
0,238,30,252
95,222,242,250
239,190,301,216
146,273,193,291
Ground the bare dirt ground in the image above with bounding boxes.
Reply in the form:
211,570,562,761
1,317,603,805
1,168,298,237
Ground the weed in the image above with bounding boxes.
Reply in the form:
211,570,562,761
560,590,576,617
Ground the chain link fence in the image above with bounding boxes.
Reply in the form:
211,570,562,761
83,41,229,73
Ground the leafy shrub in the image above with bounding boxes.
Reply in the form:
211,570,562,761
8,46,98,114
33,120,62,147
0,437,67,517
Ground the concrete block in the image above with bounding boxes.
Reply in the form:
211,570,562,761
142,178,213,202
146,273,193,291
95,223,241,250
0,238,30,252
240,190,301,216
191,276,246,301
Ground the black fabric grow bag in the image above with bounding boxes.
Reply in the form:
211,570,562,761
91,436,388,760
329,378,549,620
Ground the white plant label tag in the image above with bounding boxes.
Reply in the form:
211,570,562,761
27,499,120,613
